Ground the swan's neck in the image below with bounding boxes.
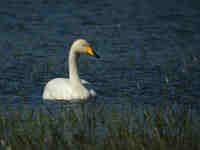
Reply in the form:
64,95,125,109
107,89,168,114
68,50,82,84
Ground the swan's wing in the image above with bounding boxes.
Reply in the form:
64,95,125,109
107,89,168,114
81,79,90,84
43,78,93,100
43,78,73,100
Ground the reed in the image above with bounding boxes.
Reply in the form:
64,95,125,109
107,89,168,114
0,102,199,150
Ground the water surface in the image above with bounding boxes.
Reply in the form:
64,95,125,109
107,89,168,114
0,0,200,110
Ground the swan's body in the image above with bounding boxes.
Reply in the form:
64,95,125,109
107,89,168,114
43,39,100,100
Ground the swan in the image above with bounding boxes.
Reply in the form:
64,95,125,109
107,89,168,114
43,39,100,100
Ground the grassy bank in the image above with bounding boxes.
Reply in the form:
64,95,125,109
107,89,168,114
0,103,199,150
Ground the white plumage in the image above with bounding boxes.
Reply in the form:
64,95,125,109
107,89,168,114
43,39,100,100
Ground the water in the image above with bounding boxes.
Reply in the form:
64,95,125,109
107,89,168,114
0,0,200,109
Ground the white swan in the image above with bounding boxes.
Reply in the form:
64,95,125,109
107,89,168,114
43,39,100,100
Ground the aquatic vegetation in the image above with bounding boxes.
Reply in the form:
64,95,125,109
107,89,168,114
0,103,199,150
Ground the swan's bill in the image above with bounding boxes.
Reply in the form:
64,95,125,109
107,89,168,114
86,45,100,58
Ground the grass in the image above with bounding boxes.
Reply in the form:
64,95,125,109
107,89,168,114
0,102,199,150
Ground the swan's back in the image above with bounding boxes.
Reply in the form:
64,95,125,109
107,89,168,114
43,78,95,100
43,78,73,100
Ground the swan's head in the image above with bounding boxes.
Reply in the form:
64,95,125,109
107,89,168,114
71,39,100,58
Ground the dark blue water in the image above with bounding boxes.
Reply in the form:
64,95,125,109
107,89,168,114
0,0,200,109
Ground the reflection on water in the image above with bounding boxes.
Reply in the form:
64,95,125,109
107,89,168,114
0,0,200,110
